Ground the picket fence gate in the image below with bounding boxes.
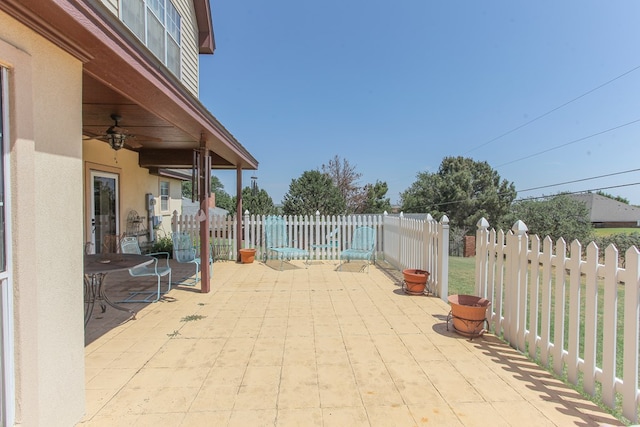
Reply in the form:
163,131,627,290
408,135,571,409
476,218,640,422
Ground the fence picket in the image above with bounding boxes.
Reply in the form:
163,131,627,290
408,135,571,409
567,240,582,384
601,244,619,408
622,246,640,421
583,242,599,396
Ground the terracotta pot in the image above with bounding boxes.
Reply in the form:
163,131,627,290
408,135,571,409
239,248,256,264
447,294,491,338
402,269,430,295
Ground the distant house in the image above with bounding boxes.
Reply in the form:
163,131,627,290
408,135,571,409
181,197,229,218
568,193,640,228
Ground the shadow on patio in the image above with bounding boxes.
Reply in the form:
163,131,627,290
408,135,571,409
80,260,623,426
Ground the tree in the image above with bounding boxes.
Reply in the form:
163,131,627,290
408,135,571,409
182,174,233,211
321,155,365,214
282,170,346,216
360,180,392,214
504,194,593,242
230,186,275,216
595,191,629,205
400,156,516,233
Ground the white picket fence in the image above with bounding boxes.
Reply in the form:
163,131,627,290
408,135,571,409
475,218,640,422
171,211,450,298
383,213,449,299
171,211,385,262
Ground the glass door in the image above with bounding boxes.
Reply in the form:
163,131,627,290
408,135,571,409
90,171,119,254
0,66,14,426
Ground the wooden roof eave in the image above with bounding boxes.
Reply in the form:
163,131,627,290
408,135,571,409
1,0,257,171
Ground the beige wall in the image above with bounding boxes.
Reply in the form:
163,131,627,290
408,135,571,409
0,10,86,426
83,139,184,244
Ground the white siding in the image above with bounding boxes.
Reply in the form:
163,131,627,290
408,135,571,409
174,0,199,96
99,0,199,97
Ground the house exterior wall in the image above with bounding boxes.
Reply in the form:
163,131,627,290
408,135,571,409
0,10,86,426
98,0,200,96
83,139,184,242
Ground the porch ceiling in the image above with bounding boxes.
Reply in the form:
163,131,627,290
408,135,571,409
82,74,231,169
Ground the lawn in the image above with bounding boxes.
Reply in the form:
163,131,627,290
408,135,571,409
593,227,640,237
448,255,476,296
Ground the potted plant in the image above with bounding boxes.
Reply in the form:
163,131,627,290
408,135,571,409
447,294,491,339
402,269,430,295
239,247,256,263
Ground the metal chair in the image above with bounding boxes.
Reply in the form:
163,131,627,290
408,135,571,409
171,231,212,286
339,226,376,272
119,236,172,302
263,215,309,270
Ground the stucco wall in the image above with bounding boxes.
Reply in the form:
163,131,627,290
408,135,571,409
0,10,86,426
83,139,184,243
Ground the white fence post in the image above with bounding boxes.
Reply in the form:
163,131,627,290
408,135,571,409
437,215,449,300
622,246,640,422
475,217,490,298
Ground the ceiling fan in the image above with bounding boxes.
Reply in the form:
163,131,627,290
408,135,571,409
83,114,161,151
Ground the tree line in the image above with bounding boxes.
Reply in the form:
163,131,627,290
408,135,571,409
184,155,631,244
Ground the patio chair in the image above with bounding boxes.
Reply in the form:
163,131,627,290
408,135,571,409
263,215,309,270
171,231,212,286
119,236,172,303
339,226,376,272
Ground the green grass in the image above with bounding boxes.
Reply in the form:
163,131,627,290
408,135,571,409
593,227,640,237
448,256,476,296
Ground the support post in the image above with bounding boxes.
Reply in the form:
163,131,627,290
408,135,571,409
235,167,243,261
198,146,211,293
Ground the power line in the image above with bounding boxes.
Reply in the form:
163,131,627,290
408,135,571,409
515,182,640,202
517,168,640,193
496,117,640,167
463,63,640,154
401,180,640,212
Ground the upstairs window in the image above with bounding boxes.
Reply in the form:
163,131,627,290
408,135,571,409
121,0,181,77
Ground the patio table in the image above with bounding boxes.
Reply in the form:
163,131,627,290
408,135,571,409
84,253,153,327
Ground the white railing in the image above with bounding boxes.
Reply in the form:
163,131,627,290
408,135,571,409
475,218,640,422
383,213,449,299
171,211,449,298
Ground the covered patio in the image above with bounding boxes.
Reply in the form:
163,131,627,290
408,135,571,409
80,260,622,426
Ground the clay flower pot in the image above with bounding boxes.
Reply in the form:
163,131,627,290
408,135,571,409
239,248,256,264
402,269,430,295
447,294,491,338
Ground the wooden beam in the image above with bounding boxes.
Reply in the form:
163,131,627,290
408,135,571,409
139,149,234,168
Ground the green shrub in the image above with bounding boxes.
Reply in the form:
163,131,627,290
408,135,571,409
594,232,640,258
152,236,173,256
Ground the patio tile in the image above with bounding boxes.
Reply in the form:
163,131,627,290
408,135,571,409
180,410,231,426
365,405,421,427
321,406,369,426
189,384,239,411
276,408,323,426
81,261,626,427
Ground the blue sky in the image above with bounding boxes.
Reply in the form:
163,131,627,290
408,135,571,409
200,1,640,208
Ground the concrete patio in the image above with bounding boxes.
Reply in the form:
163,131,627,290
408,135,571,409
80,258,623,426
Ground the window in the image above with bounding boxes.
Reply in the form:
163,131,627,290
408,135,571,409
160,181,169,212
121,0,181,77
